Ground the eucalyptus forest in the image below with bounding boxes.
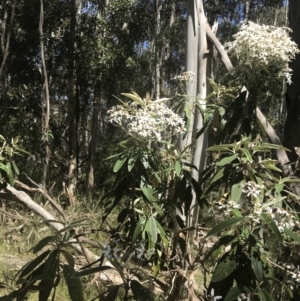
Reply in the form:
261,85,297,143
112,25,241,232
1,0,300,300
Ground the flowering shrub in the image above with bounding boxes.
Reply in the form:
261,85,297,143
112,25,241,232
107,93,186,141
225,21,299,84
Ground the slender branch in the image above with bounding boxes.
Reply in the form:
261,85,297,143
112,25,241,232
39,0,51,189
0,0,16,79
206,23,235,74
1,183,99,261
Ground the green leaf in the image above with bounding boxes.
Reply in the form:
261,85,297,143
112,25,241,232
216,153,238,166
31,236,55,254
128,156,137,172
275,183,284,193
241,148,253,163
224,286,242,301
18,250,51,279
147,215,158,244
260,213,283,243
155,219,169,246
210,167,226,185
103,285,120,301
63,265,83,301
75,266,113,277
251,247,263,282
38,250,59,301
206,144,234,152
211,256,236,282
61,250,75,269
140,181,153,203
113,156,127,172
284,228,300,243
11,160,19,175
231,181,244,203
175,160,182,176
206,217,245,237
132,219,143,243
121,92,145,106
258,288,275,301
131,280,153,301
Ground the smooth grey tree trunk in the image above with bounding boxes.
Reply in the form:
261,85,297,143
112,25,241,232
284,0,300,162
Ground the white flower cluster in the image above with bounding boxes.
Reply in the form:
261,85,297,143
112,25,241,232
225,21,299,84
281,263,300,286
242,181,263,198
107,101,186,141
263,206,298,232
237,293,252,301
216,181,298,230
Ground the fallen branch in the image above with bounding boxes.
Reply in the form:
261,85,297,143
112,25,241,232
0,183,99,261
15,179,64,218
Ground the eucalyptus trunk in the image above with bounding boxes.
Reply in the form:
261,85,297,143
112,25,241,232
39,0,50,190
177,0,199,151
86,86,100,194
67,0,81,205
284,0,300,162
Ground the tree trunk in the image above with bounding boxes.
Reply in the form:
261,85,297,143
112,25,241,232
86,86,100,194
189,0,207,229
284,0,300,162
39,0,51,190
154,0,162,100
0,0,16,80
67,0,81,205
177,0,199,151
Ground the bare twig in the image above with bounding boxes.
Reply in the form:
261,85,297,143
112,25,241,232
0,0,16,79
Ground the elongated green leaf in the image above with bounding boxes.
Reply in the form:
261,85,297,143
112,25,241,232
241,148,253,163
61,250,75,269
175,160,182,176
231,182,244,203
31,236,55,254
206,145,233,152
103,285,120,301
206,217,245,237
258,288,275,301
131,280,153,301
140,181,153,203
113,156,127,172
38,250,59,301
19,250,51,279
75,266,113,277
63,265,83,301
155,219,169,246
128,156,137,172
251,247,263,282
210,167,226,185
11,160,19,175
132,219,143,243
216,153,238,166
284,228,300,244
224,286,242,301
260,213,282,243
147,215,157,243
121,92,145,106
104,152,125,161
211,257,236,282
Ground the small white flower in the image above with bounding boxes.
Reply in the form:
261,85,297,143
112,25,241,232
102,243,120,259
207,288,222,301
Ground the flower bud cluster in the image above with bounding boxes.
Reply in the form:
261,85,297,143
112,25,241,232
281,263,300,286
107,101,186,141
237,293,251,301
225,21,299,84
